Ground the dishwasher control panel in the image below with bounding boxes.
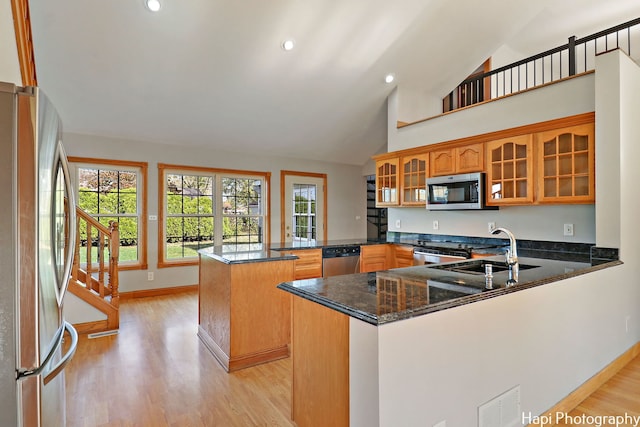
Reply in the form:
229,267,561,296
322,246,361,258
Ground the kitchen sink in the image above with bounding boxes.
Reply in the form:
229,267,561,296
430,259,539,275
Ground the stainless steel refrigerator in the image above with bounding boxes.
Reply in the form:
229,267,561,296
0,82,78,426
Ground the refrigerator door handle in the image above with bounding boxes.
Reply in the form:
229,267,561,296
43,321,78,385
16,321,78,384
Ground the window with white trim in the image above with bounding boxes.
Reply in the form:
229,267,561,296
159,165,268,266
69,158,148,270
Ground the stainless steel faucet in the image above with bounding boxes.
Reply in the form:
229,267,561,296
491,227,519,284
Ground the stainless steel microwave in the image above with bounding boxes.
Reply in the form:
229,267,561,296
426,172,496,210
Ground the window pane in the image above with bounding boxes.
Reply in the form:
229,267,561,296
183,194,198,214
222,216,263,244
78,168,99,191
118,217,138,241
78,189,99,214
166,217,183,243
119,171,137,190
198,176,213,196
98,192,117,214
98,170,119,193
167,194,183,214
197,195,213,214
118,192,137,214
183,217,199,241
199,217,214,243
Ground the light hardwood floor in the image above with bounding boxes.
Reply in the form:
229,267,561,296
545,354,640,427
64,290,295,427
65,291,640,427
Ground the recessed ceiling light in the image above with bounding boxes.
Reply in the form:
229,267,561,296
145,0,161,12
281,39,295,51
385,74,395,84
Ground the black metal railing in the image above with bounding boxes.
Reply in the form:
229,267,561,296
444,17,640,112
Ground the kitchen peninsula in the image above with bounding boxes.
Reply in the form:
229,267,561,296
277,255,621,427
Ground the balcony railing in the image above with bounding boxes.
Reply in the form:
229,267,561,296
444,17,640,112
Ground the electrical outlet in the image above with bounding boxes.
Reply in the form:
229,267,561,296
395,219,401,229
488,222,496,233
433,220,439,230
149,215,158,221
148,272,154,281
564,223,574,236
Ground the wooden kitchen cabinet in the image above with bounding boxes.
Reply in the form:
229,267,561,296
400,154,429,206
360,244,390,273
486,135,534,205
375,159,399,206
198,255,294,372
392,244,414,268
429,143,484,176
535,123,595,204
281,248,323,279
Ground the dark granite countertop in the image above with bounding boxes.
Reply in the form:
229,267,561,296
198,244,298,264
199,239,389,264
270,239,386,251
277,256,622,325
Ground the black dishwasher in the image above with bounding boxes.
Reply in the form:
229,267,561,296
322,246,361,277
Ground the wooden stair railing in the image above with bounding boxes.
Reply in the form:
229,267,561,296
68,206,120,333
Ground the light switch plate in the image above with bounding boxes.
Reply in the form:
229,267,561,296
433,220,439,230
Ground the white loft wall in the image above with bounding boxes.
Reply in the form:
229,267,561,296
63,132,367,294
0,0,21,84
386,73,597,242
372,50,640,427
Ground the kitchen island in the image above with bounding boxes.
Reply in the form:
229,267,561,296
197,240,378,371
277,255,622,427
197,245,297,372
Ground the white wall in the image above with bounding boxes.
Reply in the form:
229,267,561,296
362,49,640,427
386,73,598,243
0,0,21,84
63,132,367,294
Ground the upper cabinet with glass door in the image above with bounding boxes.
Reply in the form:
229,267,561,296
400,154,429,206
486,135,534,205
375,158,399,206
535,123,595,204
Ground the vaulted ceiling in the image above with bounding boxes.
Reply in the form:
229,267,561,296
29,0,640,165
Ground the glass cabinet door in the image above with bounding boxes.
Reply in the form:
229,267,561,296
401,154,428,206
486,135,534,205
376,159,399,206
536,123,595,203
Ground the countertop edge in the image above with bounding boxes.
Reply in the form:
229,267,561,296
278,259,623,325
199,250,297,264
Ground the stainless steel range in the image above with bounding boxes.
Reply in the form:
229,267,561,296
412,240,503,265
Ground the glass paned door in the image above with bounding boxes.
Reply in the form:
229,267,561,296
283,174,325,243
293,183,317,241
